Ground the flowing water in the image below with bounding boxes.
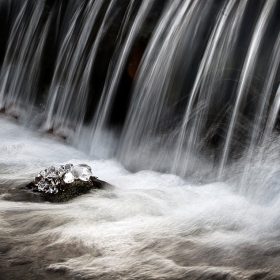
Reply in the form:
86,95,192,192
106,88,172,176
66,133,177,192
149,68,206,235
1,0,280,279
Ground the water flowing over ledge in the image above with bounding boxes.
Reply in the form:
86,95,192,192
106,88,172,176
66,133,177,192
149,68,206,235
1,0,280,178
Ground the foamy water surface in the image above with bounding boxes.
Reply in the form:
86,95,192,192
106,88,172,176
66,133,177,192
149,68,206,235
0,117,280,279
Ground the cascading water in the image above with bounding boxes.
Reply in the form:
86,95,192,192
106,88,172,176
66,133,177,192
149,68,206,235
0,0,52,118
91,0,154,142
219,0,277,177
1,0,280,279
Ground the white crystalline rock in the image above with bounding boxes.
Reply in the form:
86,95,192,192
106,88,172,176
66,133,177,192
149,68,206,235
47,166,56,174
48,187,59,194
64,163,73,171
34,173,43,184
63,170,75,184
57,165,66,177
46,166,57,179
39,170,47,177
37,181,46,192
72,164,92,181
34,163,93,193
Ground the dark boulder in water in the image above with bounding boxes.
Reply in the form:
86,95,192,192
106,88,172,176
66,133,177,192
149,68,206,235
25,177,106,203
5,164,108,203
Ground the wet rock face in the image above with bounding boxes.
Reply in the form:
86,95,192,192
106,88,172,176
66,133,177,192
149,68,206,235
23,164,106,202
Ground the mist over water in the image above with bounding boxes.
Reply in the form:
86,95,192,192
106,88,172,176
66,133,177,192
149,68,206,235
1,0,280,279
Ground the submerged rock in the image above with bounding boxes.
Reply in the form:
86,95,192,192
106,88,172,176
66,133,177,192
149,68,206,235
22,164,107,202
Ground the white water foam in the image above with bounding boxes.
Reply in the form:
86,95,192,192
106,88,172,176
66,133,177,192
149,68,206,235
0,117,280,279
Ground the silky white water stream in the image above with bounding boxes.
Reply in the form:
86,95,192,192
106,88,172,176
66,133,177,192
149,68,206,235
1,117,280,279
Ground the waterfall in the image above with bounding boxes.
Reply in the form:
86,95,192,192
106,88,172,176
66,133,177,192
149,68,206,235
0,0,52,119
219,0,277,176
90,0,155,143
45,0,105,135
0,0,280,179
2,2,280,279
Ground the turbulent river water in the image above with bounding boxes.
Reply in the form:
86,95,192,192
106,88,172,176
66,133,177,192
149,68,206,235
1,116,280,280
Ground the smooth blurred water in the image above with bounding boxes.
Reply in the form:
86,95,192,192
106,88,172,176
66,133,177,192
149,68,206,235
1,117,280,279
1,1,280,278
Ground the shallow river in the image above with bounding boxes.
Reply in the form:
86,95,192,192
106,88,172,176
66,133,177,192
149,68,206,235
0,117,280,280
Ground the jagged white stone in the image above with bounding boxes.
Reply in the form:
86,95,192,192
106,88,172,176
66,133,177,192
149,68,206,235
72,164,92,181
33,163,92,194
63,170,75,184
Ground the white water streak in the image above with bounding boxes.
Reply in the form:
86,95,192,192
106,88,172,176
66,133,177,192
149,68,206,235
239,31,280,187
0,0,29,108
91,0,155,143
118,0,204,166
263,32,280,139
182,0,248,170
45,0,106,133
172,0,239,175
219,0,277,177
